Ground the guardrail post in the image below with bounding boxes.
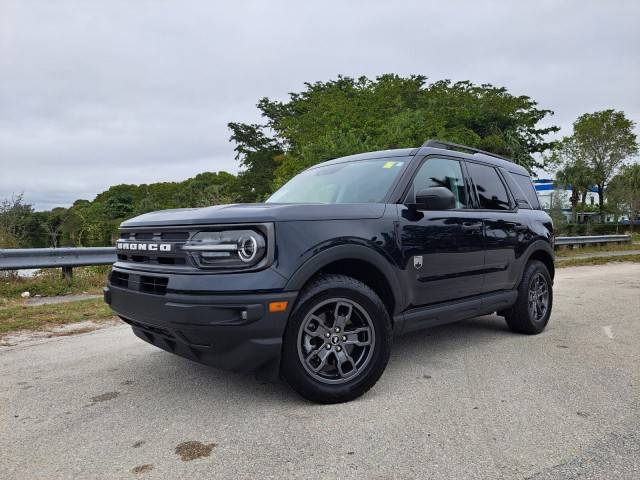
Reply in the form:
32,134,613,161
62,266,73,282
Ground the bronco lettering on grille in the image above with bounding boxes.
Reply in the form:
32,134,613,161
116,242,172,252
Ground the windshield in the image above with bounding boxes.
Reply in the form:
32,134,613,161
266,157,407,204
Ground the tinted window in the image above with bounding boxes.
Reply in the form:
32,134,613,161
267,157,407,204
501,170,531,209
467,162,511,210
406,158,468,208
512,173,540,209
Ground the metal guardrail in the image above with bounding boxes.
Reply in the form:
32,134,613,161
0,247,116,279
0,234,634,279
554,235,632,247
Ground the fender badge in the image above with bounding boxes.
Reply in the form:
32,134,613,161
414,256,423,269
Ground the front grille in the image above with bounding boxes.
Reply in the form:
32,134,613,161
161,232,189,241
116,229,193,269
117,253,186,265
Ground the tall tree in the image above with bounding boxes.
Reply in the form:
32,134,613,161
0,194,34,248
228,123,282,202
608,163,640,231
546,137,596,222
230,75,559,190
570,110,637,217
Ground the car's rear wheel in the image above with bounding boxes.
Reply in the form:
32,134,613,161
503,260,553,334
281,274,392,404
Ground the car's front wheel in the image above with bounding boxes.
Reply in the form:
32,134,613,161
281,274,392,404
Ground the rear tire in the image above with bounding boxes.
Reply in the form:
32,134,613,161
281,274,392,404
503,260,553,335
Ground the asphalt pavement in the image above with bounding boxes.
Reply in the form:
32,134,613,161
1,263,639,479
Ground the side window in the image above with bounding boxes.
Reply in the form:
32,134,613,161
501,170,531,209
406,157,468,208
512,173,540,209
466,162,511,210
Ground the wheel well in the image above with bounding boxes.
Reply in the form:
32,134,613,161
529,249,555,280
305,259,396,315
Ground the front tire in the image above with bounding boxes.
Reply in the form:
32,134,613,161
281,274,392,404
504,260,553,334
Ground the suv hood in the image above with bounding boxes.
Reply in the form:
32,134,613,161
120,203,386,228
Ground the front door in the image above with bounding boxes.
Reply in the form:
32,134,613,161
398,157,485,307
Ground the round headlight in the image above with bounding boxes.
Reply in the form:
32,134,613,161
238,235,258,263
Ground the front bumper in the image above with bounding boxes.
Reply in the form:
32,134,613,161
104,280,298,380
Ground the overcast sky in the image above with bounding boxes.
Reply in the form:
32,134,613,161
1,0,639,210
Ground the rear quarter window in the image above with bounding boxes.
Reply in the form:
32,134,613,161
511,173,540,209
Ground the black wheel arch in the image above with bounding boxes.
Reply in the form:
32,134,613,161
518,240,555,286
284,244,404,315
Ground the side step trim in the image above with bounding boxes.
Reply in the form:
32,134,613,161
394,290,517,335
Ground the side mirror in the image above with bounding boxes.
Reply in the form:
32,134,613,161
414,187,456,211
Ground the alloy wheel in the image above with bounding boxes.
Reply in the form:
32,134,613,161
528,272,549,323
297,298,375,384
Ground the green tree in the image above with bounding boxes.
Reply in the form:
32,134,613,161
0,194,34,248
547,138,596,223
228,123,282,202
564,110,637,218
608,163,640,232
230,75,559,191
548,190,568,234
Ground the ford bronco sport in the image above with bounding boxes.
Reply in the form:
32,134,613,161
104,140,554,404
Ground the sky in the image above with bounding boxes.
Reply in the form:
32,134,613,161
1,0,639,210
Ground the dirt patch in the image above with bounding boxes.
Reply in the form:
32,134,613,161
47,326,97,337
89,391,119,405
131,464,153,474
25,294,102,307
175,441,216,461
0,318,119,347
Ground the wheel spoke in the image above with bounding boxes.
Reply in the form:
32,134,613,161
335,349,357,379
305,346,331,373
343,327,372,346
303,315,331,338
333,302,353,329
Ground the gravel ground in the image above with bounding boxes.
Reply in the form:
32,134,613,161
0,263,638,479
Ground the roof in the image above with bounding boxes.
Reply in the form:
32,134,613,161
310,145,529,175
313,148,417,168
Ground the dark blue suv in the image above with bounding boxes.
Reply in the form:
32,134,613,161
105,140,554,403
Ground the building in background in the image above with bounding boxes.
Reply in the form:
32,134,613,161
533,179,602,223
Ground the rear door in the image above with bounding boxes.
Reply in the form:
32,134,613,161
397,156,485,307
465,161,527,292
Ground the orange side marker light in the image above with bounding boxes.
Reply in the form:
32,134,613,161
269,301,288,313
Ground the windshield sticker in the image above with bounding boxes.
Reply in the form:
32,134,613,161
383,161,396,169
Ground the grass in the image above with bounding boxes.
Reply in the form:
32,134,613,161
0,298,115,335
0,266,109,300
555,242,640,257
556,254,640,268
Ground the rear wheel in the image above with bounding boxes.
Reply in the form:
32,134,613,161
503,260,553,334
281,274,392,404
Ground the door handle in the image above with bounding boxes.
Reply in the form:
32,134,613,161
461,225,482,233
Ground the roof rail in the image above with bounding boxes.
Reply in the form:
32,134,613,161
421,139,511,162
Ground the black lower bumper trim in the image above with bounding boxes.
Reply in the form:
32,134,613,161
105,283,298,379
